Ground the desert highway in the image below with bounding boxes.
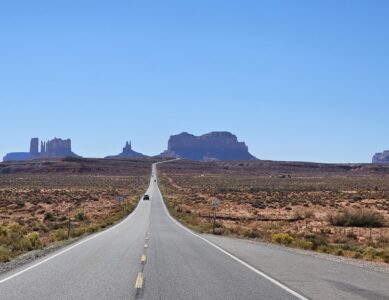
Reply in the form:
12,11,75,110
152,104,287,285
1,162,389,299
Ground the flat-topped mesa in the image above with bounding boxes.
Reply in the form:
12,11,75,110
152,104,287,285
372,151,389,163
161,131,257,161
3,138,80,161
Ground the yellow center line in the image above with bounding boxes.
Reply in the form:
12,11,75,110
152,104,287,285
141,254,147,264
134,272,144,289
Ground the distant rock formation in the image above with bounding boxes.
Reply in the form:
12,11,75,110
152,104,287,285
2,152,31,161
43,138,75,157
30,138,39,156
372,151,389,163
105,141,145,159
3,138,80,161
160,131,257,161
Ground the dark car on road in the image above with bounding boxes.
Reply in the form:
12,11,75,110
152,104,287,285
143,194,150,200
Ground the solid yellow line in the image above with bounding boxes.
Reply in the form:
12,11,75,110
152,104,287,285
135,272,144,289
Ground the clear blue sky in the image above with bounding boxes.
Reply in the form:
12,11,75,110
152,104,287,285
1,1,388,163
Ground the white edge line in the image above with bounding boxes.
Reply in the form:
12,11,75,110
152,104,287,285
154,162,309,300
0,196,143,285
0,159,172,285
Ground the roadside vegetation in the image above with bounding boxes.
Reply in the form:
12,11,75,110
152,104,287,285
0,175,147,263
328,209,385,228
159,172,389,264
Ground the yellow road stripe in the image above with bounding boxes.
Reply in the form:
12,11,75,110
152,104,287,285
141,254,147,264
135,272,144,289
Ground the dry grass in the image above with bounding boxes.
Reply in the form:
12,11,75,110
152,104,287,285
159,171,389,264
0,174,148,262
328,209,385,227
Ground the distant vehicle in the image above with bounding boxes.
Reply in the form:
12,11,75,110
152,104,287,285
154,179,156,182
143,194,150,200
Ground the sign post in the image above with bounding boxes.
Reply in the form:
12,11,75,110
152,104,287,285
116,196,125,212
211,198,220,234
67,217,71,239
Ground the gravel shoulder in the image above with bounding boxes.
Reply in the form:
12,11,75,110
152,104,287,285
0,237,82,275
203,234,389,300
203,234,389,274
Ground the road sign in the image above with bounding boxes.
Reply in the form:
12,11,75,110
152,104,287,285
211,198,220,234
211,198,220,209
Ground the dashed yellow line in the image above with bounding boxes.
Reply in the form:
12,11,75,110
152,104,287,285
141,254,147,264
135,272,144,289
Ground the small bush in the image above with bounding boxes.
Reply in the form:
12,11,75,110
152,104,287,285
74,212,87,222
317,245,330,253
0,225,7,237
294,209,314,220
12,236,32,252
382,251,389,263
27,232,42,249
0,224,44,259
0,246,11,262
44,212,54,221
272,233,294,245
252,199,265,209
7,223,26,242
71,227,86,238
293,239,313,250
328,209,385,227
87,224,100,233
243,229,261,239
213,228,224,235
50,230,68,242
214,221,224,229
304,234,328,250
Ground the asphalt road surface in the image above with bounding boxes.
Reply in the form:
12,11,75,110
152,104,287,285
0,162,388,299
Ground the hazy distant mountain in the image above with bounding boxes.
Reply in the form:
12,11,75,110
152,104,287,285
160,131,257,161
372,150,389,163
3,138,80,162
105,141,145,159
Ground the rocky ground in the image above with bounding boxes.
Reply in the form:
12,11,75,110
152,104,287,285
2,157,389,267
158,160,389,264
0,173,148,263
